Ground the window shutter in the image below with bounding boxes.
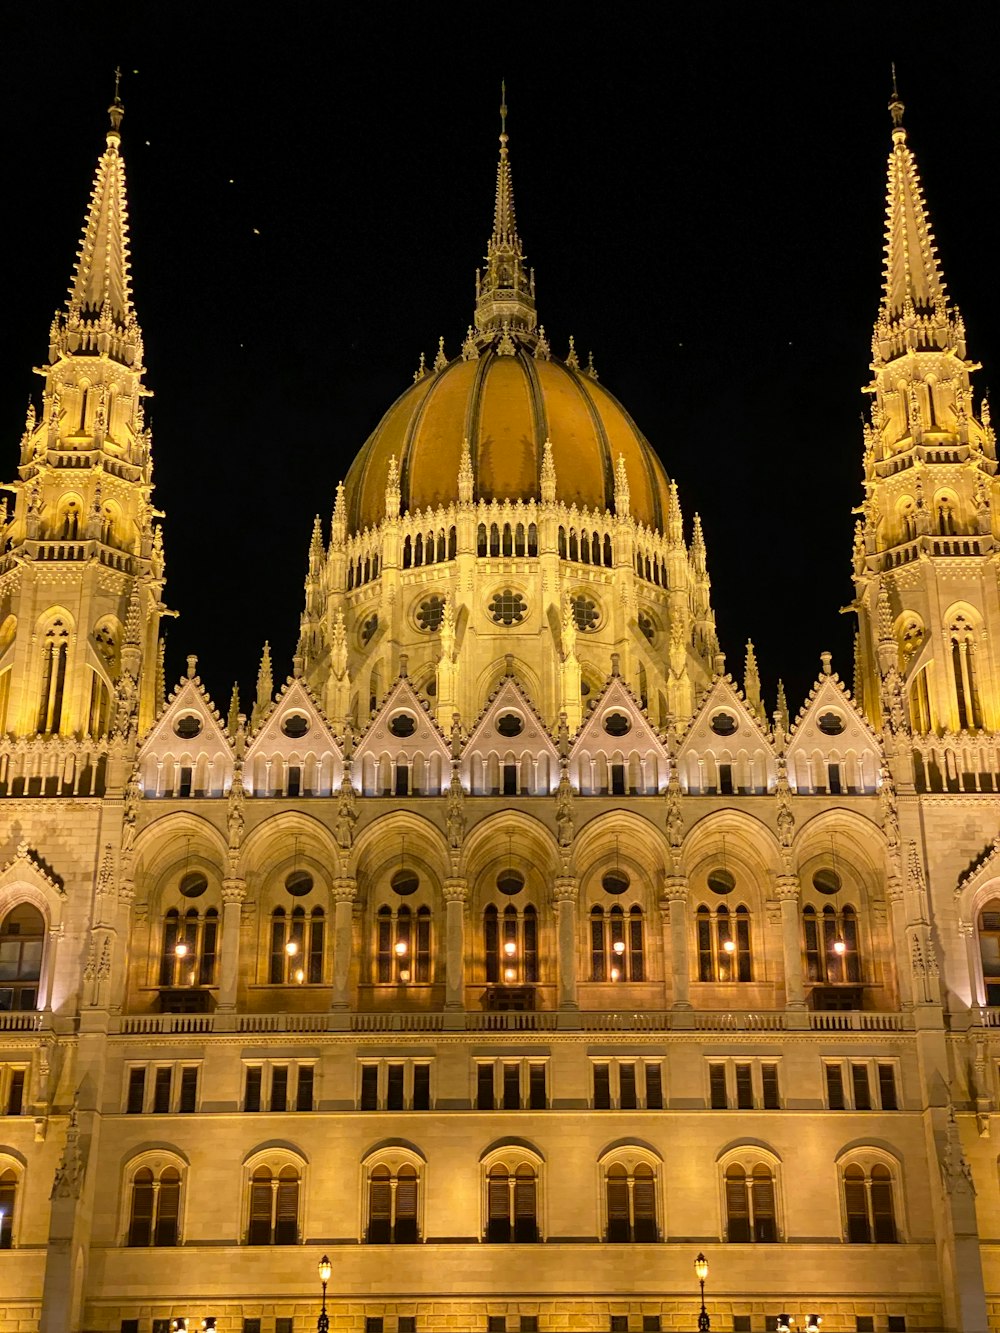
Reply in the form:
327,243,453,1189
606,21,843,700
368,1172,392,1243
633,1167,657,1242
751,1169,776,1242
274,1175,299,1245
844,1171,871,1243
725,1168,751,1242
606,1170,630,1241
247,1177,272,1245
154,1170,180,1246
128,1171,154,1247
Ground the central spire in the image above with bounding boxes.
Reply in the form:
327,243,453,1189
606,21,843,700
53,73,142,368
473,84,538,346
873,75,960,362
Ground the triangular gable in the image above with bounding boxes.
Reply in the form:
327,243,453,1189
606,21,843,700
955,833,1000,908
354,674,451,796
0,842,65,897
138,675,233,798
786,673,882,795
462,674,559,796
570,675,668,795
245,677,343,797
676,675,776,795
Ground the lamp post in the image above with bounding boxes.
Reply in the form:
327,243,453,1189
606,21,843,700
694,1252,710,1333
317,1253,332,1333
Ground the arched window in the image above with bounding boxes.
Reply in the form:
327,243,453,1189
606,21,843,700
36,617,70,734
605,1162,657,1242
247,1164,300,1245
949,613,984,730
158,907,219,988
376,905,432,984
803,905,861,984
478,524,488,557
843,1162,897,1243
603,533,613,566
486,1162,538,1243
590,905,644,981
697,904,751,982
936,493,958,535
269,906,325,984
0,1168,16,1248
725,1163,776,1242
0,904,45,1012
484,904,538,984
127,1165,181,1247
978,900,1000,1005
558,527,567,559
366,1163,419,1243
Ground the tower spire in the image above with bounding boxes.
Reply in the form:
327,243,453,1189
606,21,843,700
56,72,141,367
875,71,955,358
473,84,538,346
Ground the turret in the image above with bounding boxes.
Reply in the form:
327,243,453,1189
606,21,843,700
853,82,1000,757
0,87,166,743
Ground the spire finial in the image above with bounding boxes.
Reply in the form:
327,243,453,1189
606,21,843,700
109,66,124,139
888,63,905,130
500,80,507,141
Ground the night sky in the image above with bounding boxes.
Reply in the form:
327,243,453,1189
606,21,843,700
3,5,999,721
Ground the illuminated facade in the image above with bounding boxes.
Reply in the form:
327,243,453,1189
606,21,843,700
1,82,1000,1333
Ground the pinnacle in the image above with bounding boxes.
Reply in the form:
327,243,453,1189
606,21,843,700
65,106,137,335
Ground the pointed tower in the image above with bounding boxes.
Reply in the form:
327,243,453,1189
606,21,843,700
0,88,165,744
472,84,538,349
853,84,999,780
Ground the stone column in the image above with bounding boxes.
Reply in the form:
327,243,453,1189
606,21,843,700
331,878,357,1010
553,877,578,1010
664,876,691,1009
443,878,468,1010
776,874,806,1010
958,918,982,1011
217,878,246,1012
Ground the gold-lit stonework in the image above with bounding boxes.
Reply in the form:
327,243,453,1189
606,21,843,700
0,83,998,1333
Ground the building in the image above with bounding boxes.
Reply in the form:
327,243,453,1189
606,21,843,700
0,76,999,1333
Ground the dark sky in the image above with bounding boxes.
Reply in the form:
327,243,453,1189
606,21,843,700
2,4,999,719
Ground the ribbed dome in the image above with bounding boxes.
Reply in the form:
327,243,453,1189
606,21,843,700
343,345,672,532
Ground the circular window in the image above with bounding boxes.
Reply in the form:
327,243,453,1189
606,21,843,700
497,870,525,896
817,712,845,736
603,712,631,737
602,870,630,895
638,612,656,644
571,594,600,632
496,713,524,738
707,868,736,896
360,614,378,646
391,869,419,896
285,869,314,897
710,712,737,736
389,713,416,738
416,596,446,632
179,871,208,898
813,867,841,896
489,589,527,626
281,713,309,739
174,714,202,739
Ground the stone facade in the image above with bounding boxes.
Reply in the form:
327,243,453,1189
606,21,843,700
0,82,998,1333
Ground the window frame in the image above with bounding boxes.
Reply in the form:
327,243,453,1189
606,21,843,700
243,1150,306,1247
717,1148,783,1244
598,1147,662,1244
242,1061,316,1113
361,1146,425,1244
838,1150,903,1245
120,1152,186,1248
475,1058,548,1111
823,1058,900,1111
481,1145,544,1244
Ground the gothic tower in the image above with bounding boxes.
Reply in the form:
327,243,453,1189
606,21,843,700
0,86,164,760
852,83,999,791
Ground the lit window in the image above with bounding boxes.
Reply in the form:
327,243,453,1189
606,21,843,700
0,905,44,1011
269,906,324,984
696,904,751,982
485,904,538,984
590,905,644,981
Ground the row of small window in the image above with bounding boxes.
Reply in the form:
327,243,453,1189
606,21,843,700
111,1153,900,1249
117,1058,898,1116
119,1320,908,1333
154,902,862,992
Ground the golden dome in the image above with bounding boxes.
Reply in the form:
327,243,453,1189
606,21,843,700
343,345,672,532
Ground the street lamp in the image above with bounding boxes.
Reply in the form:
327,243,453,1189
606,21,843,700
694,1252,710,1333
317,1253,332,1333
